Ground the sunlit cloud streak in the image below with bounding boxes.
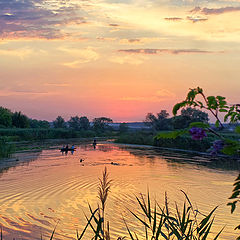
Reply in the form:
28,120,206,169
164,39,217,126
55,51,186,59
190,6,240,15
164,17,183,21
186,16,208,23
118,49,222,55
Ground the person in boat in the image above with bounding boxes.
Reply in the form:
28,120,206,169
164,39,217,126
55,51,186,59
71,144,75,154
93,139,97,149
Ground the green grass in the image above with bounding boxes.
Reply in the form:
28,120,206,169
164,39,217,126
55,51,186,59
0,128,118,141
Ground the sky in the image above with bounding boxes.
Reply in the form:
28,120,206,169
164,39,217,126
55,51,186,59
0,0,240,122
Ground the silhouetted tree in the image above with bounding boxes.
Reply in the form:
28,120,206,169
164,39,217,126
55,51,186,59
144,110,171,131
29,119,39,128
29,119,50,128
12,111,30,128
172,107,209,129
79,116,90,130
68,116,81,130
53,116,66,128
93,117,113,132
38,120,50,128
0,107,12,127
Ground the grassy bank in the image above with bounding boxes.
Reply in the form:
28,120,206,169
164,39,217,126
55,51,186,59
115,130,240,153
0,128,117,142
0,138,15,159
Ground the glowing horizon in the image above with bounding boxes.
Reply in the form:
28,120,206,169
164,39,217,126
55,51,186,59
0,0,240,122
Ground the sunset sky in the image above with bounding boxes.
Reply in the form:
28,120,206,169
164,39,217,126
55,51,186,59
0,0,240,122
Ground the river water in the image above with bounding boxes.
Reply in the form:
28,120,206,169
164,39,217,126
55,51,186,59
0,142,239,239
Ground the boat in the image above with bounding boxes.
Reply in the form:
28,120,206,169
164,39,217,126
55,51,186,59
60,148,76,152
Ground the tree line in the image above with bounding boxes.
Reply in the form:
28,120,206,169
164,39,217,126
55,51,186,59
144,107,209,131
0,105,209,133
0,106,114,132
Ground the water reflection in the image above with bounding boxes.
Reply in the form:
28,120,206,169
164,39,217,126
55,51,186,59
0,142,239,239
0,151,42,176
124,145,240,171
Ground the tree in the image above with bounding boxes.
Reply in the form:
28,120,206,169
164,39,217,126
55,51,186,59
68,116,81,130
93,117,113,132
172,107,209,129
53,116,66,128
38,120,50,128
29,119,40,128
29,119,50,128
144,110,171,131
12,111,30,128
0,107,12,127
79,116,90,130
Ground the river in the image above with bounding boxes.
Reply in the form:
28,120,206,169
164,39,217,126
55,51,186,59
0,141,239,239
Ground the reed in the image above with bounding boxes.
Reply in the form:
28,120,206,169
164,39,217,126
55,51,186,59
125,190,224,240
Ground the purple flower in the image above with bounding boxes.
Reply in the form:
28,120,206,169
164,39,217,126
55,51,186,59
210,140,224,155
189,127,207,140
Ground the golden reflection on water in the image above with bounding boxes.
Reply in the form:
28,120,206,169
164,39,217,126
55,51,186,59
0,142,239,239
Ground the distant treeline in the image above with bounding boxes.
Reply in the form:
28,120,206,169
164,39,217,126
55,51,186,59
143,108,209,131
0,106,115,132
116,108,240,152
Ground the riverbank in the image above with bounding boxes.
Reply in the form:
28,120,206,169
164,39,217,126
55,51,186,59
115,131,240,157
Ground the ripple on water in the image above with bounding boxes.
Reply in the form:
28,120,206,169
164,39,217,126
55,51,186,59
0,143,239,240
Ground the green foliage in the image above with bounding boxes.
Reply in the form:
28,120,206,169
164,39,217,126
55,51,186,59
53,116,66,128
68,116,82,130
172,87,230,128
228,174,240,215
67,116,90,131
12,111,30,128
169,87,240,237
79,116,90,130
221,139,240,156
225,105,240,123
29,119,50,128
93,117,113,132
0,128,96,141
125,191,223,240
155,135,214,152
156,129,188,139
0,107,12,127
145,111,172,131
235,126,240,134
172,101,188,116
189,122,210,128
0,138,15,159
172,108,209,129
115,131,155,146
